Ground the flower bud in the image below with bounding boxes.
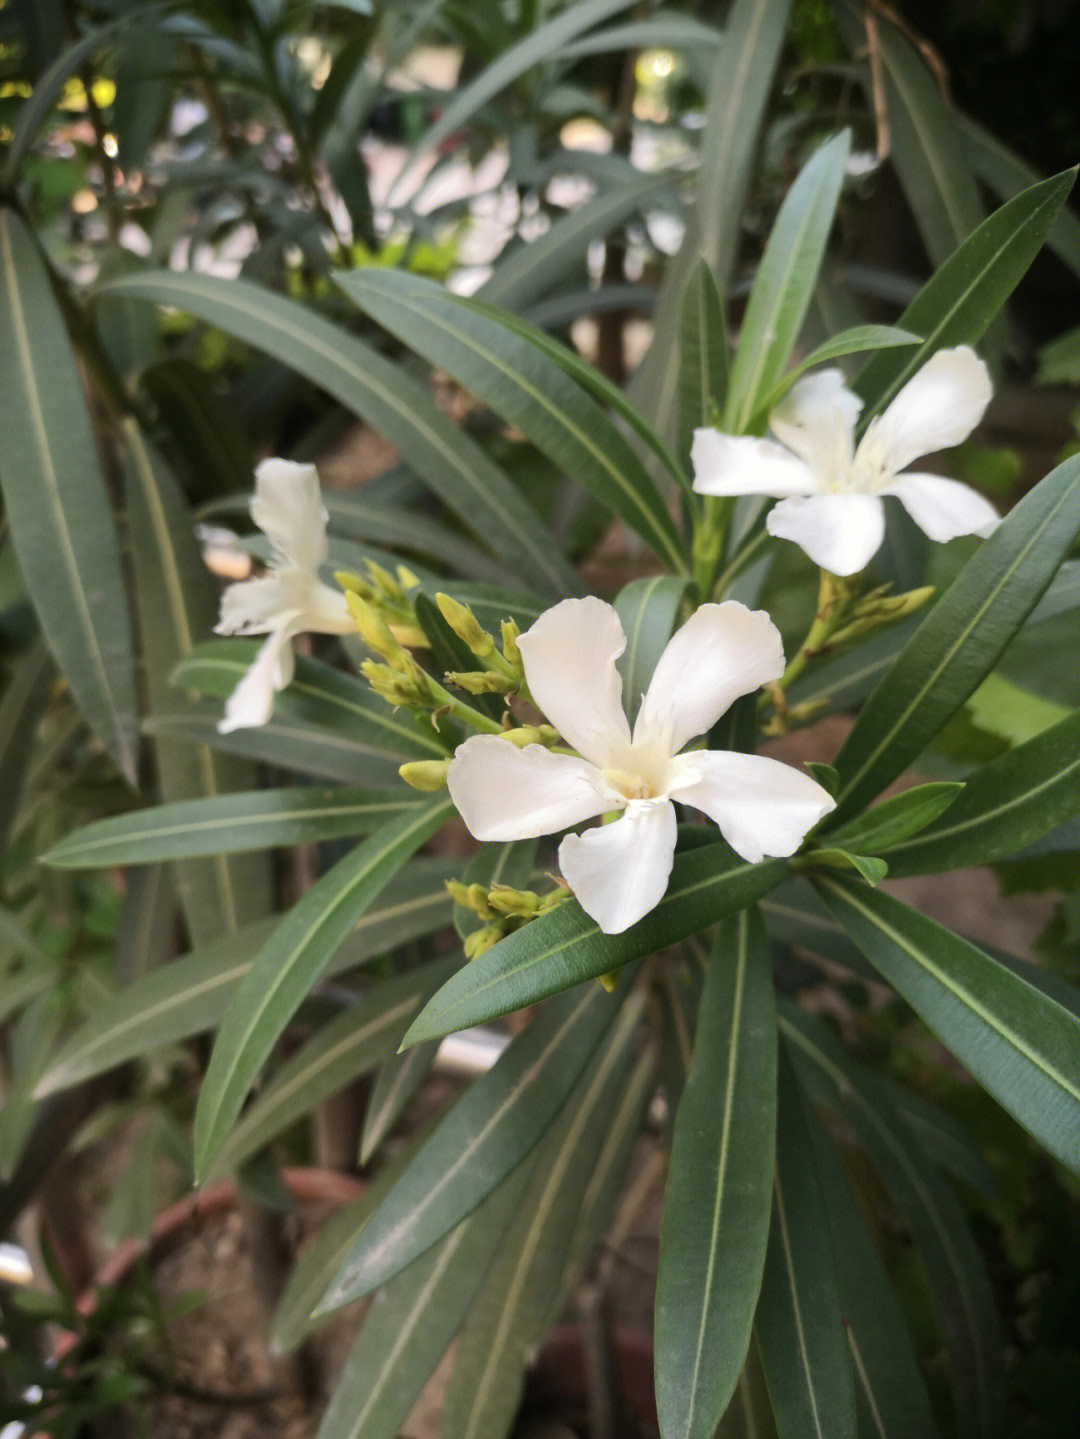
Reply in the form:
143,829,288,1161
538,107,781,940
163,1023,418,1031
501,724,560,748
436,594,494,657
464,924,503,960
445,670,516,695
347,592,400,661
487,885,540,919
399,759,450,792
500,619,522,671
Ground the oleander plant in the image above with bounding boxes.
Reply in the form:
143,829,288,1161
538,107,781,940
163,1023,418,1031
5,2,1080,1437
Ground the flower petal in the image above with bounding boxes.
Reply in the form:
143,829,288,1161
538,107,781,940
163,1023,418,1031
883,472,1000,544
517,598,631,767
299,578,353,634
691,430,818,498
251,458,329,572
218,625,296,733
766,493,885,576
668,750,835,862
447,736,610,842
216,575,290,635
558,799,677,934
768,369,862,484
634,602,785,756
856,347,992,479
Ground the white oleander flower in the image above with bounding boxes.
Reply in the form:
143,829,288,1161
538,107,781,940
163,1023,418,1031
447,598,835,934
215,459,352,732
691,346,1000,577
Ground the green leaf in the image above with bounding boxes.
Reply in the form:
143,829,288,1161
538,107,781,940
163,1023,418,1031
831,451,1080,822
613,575,690,726
725,131,851,432
45,785,423,868
139,360,254,503
314,1163,532,1439
754,1052,857,1439
752,325,921,417
479,167,676,313
404,846,789,1043
358,1040,439,1166
323,490,514,586
785,617,921,717
0,639,53,852
655,910,777,1439
34,857,457,1096
453,837,538,943
96,270,578,597
386,0,638,193
675,258,729,471
124,423,274,942
194,796,454,1179
115,863,175,985
780,1002,1003,1439
838,1,983,267
207,957,456,1181
440,993,643,1439
335,269,687,572
816,873,1080,1175
0,210,138,780
144,702,406,786
855,170,1075,419
800,848,887,885
630,0,794,436
961,114,1080,283
882,708,1080,876
173,641,445,760
824,782,963,856
316,980,624,1311
805,1110,939,1439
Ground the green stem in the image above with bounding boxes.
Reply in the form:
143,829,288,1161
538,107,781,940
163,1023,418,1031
692,495,730,598
426,677,506,736
774,569,850,695
711,526,770,599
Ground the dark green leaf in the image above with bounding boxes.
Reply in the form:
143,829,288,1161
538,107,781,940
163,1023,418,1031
831,452,1080,822
656,910,777,1439
404,846,788,1042
824,782,963,855
614,575,689,726
0,639,53,852
675,258,728,470
194,797,453,1178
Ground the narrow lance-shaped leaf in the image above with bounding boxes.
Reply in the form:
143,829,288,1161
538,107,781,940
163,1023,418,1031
855,170,1075,418
881,708,1080,876
194,796,454,1179
613,575,689,726
335,270,688,573
0,210,138,780
44,785,424,868
96,270,579,598
830,451,1080,822
315,1162,534,1439
317,978,625,1311
656,909,777,1439
754,1052,857,1439
0,639,53,852
725,131,851,433
675,258,728,472
816,872,1080,1175
404,845,789,1043
359,1040,439,1166
441,992,643,1439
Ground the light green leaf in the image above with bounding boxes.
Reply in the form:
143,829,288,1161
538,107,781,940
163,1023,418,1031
404,846,789,1043
831,451,1080,822
0,210,138,780
335,270,687,572
115,863,175,985
725,131,851,432
752,325,921,417
754,1052,857,1439
194,796,453,1178
823,782,963,856
45,786,423,867
96,270,578,597
675,258,728,474
0,639,53,852
855,170,1075,419
656,910,777,1439
614,575,690,726
817,873,1080,1174
358,1040,439,1166
316,980,623,1311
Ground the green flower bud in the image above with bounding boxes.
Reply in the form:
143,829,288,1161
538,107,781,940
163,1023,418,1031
487,885,540,919
445,670,516,695
399,759,451,792
501,724,560,748
500,619,522,671
347,592,400,661
464,924,504,960
436,593,494,657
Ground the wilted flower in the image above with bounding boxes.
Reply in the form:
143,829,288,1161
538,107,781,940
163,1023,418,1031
447,598,835,934
215,460,352,732
691,347,999,576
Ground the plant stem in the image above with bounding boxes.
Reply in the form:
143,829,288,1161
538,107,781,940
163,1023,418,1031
711,525,770,599
774,568,851,694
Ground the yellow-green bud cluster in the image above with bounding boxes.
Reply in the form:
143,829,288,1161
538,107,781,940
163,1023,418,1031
337,562,425,648
828,585,935,648
501,724,559,748
435,594,524,696
449,879,572,959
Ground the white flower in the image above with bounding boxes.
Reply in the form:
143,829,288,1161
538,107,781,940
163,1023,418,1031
214,459,353,732
691,347,1000,577
447,598,836,934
